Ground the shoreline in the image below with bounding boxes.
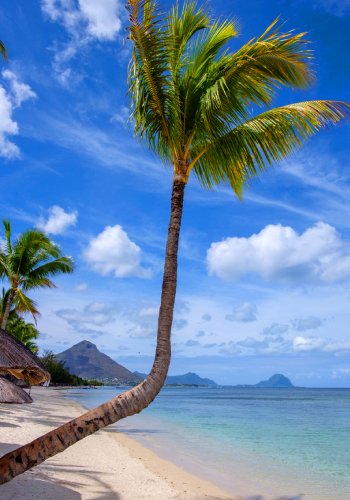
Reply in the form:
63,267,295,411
0,387,234,499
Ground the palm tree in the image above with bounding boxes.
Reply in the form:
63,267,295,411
5,311,39,354
0,289,39,352
0,220,74,329
0,0,349,483
0,39,7,61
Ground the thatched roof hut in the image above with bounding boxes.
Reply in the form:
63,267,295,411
0,377,32,403
0,328,49,385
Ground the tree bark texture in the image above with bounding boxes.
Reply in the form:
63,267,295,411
0,178,186,484
1,288,15,330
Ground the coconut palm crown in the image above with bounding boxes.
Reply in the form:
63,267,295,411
128,0,349,193
0,220,74,329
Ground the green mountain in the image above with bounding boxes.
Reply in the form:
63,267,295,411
56,341,141,385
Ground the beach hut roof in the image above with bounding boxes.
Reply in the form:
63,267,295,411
0,328,49,385
0,377,33,403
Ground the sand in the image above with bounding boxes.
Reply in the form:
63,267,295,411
0,387,234,499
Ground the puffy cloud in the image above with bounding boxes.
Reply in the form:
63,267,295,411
292,336,327,352
57,302,116,326
83,224,151,278
2,70,37,108
42,0,122,39
0,71,36,159
218,333,345,356
41,0,122,84
56,301,117,338
226,302,257,322
37,205,77,234
291,317,325,331
78,0,122,40
196,330,206,337
207,222,350,285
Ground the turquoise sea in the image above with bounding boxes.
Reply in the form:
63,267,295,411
64,386,350,499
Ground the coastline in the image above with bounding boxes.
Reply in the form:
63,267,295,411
0,387,234,499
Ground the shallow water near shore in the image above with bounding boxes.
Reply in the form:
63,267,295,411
64,386,350,499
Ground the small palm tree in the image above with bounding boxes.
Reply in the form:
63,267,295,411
0,220,74,329
5,311,39,354
0,0,349,483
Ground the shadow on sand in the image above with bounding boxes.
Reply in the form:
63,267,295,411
0,442,122,500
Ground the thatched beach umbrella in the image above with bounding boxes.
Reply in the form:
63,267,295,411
0,327,49,387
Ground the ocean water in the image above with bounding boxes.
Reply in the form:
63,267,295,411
64,386,350,499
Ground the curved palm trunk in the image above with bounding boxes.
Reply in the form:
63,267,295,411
0,178,186,484
1,289,15,330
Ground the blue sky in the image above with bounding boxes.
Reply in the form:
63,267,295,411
1,0,350,387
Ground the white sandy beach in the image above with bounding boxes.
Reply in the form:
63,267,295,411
0,387,234,499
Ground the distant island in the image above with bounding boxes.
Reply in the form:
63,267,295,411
232,374,294,388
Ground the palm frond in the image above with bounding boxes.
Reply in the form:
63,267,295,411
128,0,175,159
189,19,314,144
3,220,12,254
14,290,40,323
193,100,350,190
22,257,74,290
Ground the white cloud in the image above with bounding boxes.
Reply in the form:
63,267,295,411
226,302,257,322
41,0,122,83
207,222,350,284
37,205,78,234
83,224,151,278
42,0,122,40
2,70,37,108
56,301,117,338
219,332,350,357
79,0,122,40
0,71,36,159
293,336,327,352
0,87,19,158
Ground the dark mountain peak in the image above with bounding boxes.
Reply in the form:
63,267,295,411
255,373,294,388
56,341,140,384
68,340,97,350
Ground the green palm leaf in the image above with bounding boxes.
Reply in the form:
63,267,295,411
192,100,350,192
